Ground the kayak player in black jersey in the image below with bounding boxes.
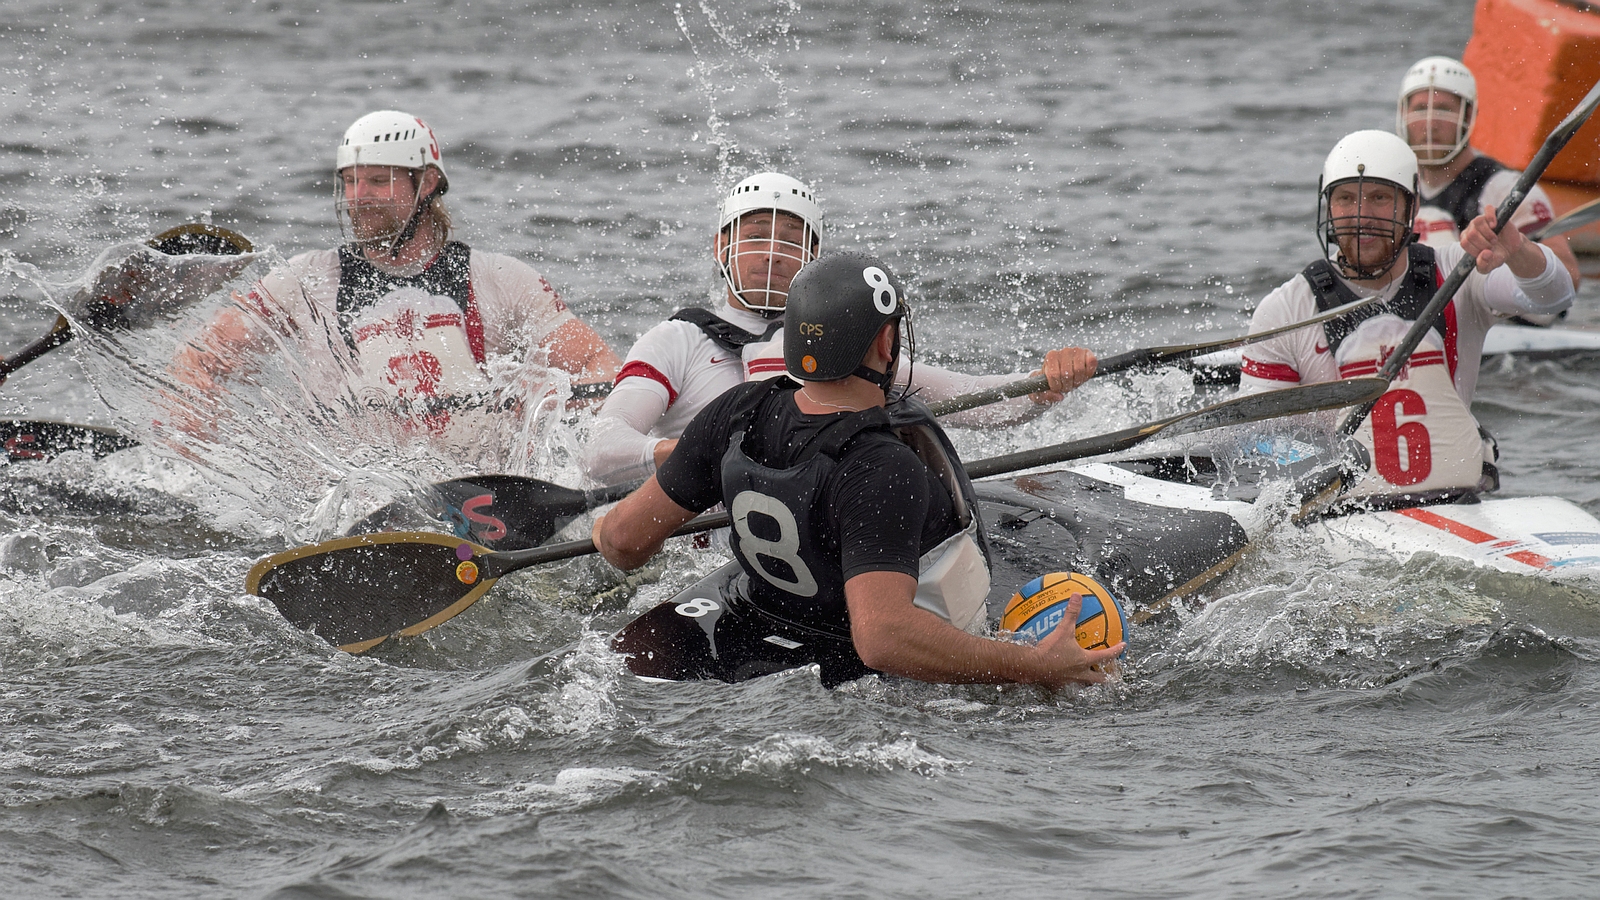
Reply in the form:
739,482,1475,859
593,251,1123,688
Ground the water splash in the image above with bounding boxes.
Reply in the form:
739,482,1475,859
24,243,580,543
674,0,804,185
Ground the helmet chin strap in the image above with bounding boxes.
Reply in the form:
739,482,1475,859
853,320,903,393
852,365,893,390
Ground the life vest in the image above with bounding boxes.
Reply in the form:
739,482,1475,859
1302,243,1490,499
1413,155,1503,247
719,380,992,647
668,307,782,353
335,243,492,429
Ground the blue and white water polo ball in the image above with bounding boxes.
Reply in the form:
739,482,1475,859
1000,571,1127,651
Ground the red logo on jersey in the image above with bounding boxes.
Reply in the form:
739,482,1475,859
1314,342,1330,355
387,351,444,398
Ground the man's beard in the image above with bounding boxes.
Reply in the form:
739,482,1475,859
1336,230,1404,279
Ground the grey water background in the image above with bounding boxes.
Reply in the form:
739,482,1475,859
4,0,1600,896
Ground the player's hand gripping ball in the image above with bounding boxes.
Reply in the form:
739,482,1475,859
1001,572,1127,665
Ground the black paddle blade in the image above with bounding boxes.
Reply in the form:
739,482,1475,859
346,474,613,551
0,419,139,461
146,223,254,256
246,532,498,653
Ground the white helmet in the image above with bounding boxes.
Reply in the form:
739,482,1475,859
718,172,825,237
336,110,449,192
1395,56,1478,165
1321,130,1419,193
716,172,825,314
1317,130,1419,279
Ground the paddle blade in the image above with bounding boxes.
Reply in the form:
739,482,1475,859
147,223,254,256
0,419,139,461
347,474,633,551
246,532,498,652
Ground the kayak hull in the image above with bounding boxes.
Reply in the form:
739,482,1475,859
1302,495,1600,580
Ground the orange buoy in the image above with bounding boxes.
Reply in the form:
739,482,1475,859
1463,0,1600,186
1463,0,1600,250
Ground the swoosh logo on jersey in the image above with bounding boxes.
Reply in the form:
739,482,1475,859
1314,342,1330,355
709,356,733,364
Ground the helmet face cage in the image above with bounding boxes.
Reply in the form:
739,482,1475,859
718,207,820,314
335,164,429,250
1317,172,1417,280
1399,87,1476,165
332,162,444,256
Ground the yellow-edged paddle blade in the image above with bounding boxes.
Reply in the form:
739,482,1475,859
147,223,254,256
246,531,497,653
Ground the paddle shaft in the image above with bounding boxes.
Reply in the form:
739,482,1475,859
483,510,733,578
1532,195,1600,242
0,315,72,378
964,377,1385,479
559,293,1390,418
1339,75,1600,436
927,294,1388,418
467,378,1385,579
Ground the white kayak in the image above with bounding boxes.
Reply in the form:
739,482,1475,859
1299,495,1600,581
1190,322,1600,382
978,452,1600,609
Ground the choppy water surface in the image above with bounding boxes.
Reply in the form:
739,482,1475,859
4,1,1600,896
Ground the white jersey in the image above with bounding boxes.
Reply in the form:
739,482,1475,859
249,247,575,362
1239,242,1572,496
241,245,576,434
583,303,1049,485
1239,242,1570,402
1415,164,1556,250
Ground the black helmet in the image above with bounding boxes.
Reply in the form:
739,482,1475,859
784,251,907,386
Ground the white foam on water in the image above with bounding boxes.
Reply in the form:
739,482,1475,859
732,733,964,779
459,765,666,818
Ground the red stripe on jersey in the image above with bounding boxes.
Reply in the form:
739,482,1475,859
1240,358,1299,382
1339,361,1379,378
1442,301,1458,380
1340,355,1444,381
615,360,678,405
745,359,787,373
424,313,464,329
464,282,486,365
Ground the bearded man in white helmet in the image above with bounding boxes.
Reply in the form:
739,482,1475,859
1238,130,1574,502
581,171,1099,485
1398,56,1581,304
172,110,619,430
